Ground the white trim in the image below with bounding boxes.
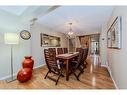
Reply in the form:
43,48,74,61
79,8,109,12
101,62,118,89
107,65,119,89
101,64,107,68
0,73,16,80
0,64,46,80
33,63,45,69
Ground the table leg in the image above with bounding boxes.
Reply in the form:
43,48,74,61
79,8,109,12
65,59,69,81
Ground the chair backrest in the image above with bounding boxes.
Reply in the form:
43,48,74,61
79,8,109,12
48,48,56,55
75,48,88,69
63,48,68,53
57,48,63,54
76,48,81,52
81,48,88,64
44,49,58,71
76,48,84,67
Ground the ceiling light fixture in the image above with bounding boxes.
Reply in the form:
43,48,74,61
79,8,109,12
30,17,38,27
68,23,74,35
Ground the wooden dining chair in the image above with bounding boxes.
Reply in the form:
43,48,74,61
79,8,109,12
73,48,81,61
76,48,81,52
44,49,64,85
78,48,88,76
63,48,68,53
57,48,63,55
69,48,88,80
69,48,84,80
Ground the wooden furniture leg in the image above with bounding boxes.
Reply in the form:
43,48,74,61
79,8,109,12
65,59,69,81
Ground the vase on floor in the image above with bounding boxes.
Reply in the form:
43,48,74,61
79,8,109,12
17,68,32,82
22,56,34,70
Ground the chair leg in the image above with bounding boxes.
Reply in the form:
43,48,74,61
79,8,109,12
52,70,64,77
44,70,50,79
77,66,85,78
78,67,83,72
61,74,64,77
73,72,79,81
80,63,86,71
70,66,79,81
55,73,62,85
78,63,86,73
77,70,83,78
85,61,88,65
82,64,86,71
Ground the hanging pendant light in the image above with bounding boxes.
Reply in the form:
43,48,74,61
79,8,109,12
68,23,74,36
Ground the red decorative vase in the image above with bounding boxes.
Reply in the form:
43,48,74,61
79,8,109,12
17,68,32,82
22,56,34,70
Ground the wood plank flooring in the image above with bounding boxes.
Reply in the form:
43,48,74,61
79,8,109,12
0,55,115,89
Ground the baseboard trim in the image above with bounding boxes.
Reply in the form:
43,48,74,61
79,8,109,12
33,64,45,69
101,64,107,68
101,62,118,89
0,73,17,80
0,64,46,80
106,66,119,89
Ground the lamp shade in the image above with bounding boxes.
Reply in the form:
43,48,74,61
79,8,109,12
4,33,19,44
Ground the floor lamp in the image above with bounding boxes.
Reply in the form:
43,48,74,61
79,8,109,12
4,33,19,82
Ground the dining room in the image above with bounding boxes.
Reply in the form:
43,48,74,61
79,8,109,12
0,6,118,89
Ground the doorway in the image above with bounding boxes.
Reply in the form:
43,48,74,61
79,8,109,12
79,34,100,55
69,38,76,53
90,34,100,55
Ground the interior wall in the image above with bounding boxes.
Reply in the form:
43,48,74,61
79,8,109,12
100,24,108,66
75,36,81,48
106,7,127,89
31,23,68,67
0,10,31,80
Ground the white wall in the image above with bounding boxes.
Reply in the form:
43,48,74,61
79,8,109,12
106,7,127,89
31,23,68,67
100,24,108,66
0,10,31,80
75,36,81,48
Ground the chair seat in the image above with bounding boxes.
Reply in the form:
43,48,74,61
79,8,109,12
70,61,77,67
70,60,86,69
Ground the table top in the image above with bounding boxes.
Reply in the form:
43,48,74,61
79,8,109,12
56,52,79,60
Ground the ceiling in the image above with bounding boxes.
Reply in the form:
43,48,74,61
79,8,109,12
0,6,114,36
37,6,114,36
0,6,28,16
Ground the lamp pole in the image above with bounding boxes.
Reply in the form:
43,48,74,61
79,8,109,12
5,33,19,82
10,45,13,81
6,45,15,82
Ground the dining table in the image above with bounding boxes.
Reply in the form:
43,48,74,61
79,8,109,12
56,52,79,81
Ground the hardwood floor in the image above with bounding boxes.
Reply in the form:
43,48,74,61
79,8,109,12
0,55,115,89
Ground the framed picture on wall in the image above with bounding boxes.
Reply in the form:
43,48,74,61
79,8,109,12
107,16,122,49
40,33,61,47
